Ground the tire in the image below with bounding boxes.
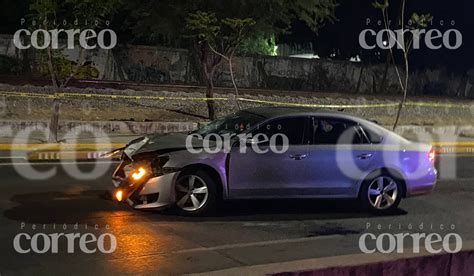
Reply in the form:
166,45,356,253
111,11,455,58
360,172,403,214
174,170,218,216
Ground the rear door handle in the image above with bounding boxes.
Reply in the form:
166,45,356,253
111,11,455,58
290,154,307,161
357,153,373,160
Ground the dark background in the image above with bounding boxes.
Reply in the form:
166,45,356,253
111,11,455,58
0,0,472,73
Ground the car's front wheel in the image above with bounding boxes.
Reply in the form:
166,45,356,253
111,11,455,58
360,173,402,214
174,170,217,216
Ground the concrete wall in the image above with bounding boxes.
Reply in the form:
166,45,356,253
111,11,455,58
0,34,22,58
0,120,198,135
115,45,190,84
1,35,473,98
112,45,474,98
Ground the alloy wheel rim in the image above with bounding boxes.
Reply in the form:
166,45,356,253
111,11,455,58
367,176,398,210
175,175,209,211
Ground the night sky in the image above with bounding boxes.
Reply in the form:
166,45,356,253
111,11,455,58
0,0,472,72
282,0,474,72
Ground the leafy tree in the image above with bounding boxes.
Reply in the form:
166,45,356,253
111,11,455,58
186,12,255,114
28,0,121,88
238,35,277,56
27,0,121,142
125,0,337,119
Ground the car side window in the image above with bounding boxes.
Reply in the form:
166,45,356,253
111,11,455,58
252,117,309,145
359,125,383,144
312,118,366,145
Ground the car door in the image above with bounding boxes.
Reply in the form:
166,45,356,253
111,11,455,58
227,116,313,198
302,116,376,197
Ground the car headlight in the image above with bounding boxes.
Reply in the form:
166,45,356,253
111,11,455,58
126,156,179,182
128,162,151,183
115,190,123,202
131,167,148,181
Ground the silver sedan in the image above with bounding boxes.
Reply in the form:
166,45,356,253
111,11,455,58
111,107,437,215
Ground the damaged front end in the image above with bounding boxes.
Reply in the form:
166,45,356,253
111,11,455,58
111,136,184,209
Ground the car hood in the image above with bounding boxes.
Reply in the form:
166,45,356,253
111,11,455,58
125,132,215,158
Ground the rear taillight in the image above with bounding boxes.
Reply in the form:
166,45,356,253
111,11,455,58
428,147,436,162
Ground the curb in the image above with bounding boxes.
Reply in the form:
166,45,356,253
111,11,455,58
435,146,474,154
2,141,473,161
432,141,474,146
26,151,116,161
0,143,125,151
191,241,474,276
2,141,471,151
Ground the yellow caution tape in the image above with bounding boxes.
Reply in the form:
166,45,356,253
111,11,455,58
0,91,472,109
404,102,473,108
236,98,400,109
0,91,56,99
0,91,229,101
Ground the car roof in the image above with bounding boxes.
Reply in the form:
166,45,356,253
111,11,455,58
242,106,350,119
241,106,394,140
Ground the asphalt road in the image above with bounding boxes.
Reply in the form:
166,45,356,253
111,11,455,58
0,156,472,275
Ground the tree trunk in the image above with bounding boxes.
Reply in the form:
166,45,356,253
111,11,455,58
205,77,215,120
392,0,410,131
46,45,60,142
46,46,58,88
379,52,391,93
48,98,60,142
202,56,217,120
228,55,241,110
192,41,223,120
355,64,365,93
189,44,206,86
393,56,410,131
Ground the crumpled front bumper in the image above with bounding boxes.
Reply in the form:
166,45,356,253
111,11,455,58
112,163,179,210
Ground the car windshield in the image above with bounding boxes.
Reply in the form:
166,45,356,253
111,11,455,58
192,111,266,137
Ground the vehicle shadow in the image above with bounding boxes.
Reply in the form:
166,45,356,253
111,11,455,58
3,190,408,224
154,198,408,222
3,190,132,224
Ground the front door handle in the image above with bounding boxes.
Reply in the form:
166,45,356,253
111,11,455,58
357,153,373,160
290,154,307,161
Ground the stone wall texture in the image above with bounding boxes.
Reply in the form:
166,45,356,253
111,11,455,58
1,35,473,98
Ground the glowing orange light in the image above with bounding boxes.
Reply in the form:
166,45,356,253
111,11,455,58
115,190,123,202
428,147,436,162
131,167,147,181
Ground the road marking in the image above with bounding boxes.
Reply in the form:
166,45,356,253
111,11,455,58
440,154,474,157
433,141,474,146
0,143,125,150
174,235,342,254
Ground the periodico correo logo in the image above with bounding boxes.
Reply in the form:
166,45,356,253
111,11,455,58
359,18,462,50
12,18,116,50
13,28,117,50
13,222,117,254
359,222,463,254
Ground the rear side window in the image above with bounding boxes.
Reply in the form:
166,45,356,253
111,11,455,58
252,117,309,145
360,125,383,144
312,118,367,145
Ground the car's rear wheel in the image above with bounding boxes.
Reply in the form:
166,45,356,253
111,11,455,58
360,173,402,214
174,170,217,216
